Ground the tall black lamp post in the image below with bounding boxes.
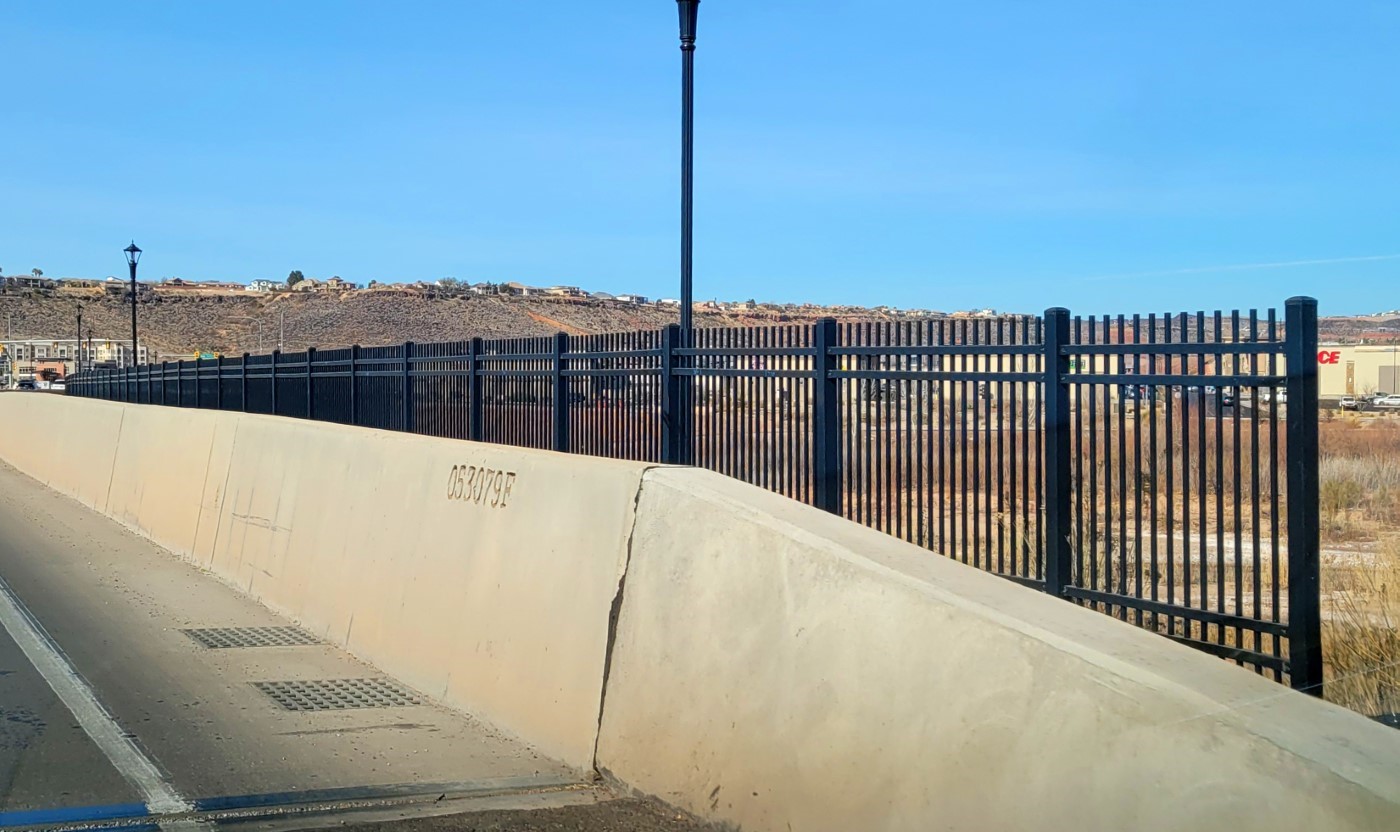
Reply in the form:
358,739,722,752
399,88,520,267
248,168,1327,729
125,242,141,366
677,0,699,332
75,304,82,376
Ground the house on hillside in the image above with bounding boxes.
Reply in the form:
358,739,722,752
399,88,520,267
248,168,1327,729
1,276,57,291
544,285,586,297
657,298,681,307
103,280,152,297
616,294,649,305
324,276,359,292
500,282,540,296
292,278,321,292
247,279,281,292
592,292,617,302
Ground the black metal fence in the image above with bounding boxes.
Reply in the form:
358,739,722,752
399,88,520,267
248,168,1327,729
67,297,1322,693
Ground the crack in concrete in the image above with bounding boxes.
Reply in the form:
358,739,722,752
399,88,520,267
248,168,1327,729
590,466,656,775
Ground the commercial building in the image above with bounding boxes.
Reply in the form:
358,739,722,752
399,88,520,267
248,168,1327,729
1317,344,1400,397
0,338,150,386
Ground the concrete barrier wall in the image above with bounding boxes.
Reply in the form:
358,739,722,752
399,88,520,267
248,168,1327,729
2,395,1398,830
597,467,1400,832
192,413,648,771
0,394,647,771
1,395,126,508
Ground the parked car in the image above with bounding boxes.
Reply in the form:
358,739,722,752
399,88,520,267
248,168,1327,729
16,380,35,391
1379,395,1400,408
1339,395,1360,411
1372,392,1392,405
1219,387,1235,408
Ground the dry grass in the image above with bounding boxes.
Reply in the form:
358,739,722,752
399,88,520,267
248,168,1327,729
1318,418,1400,716
1323,539,1400,716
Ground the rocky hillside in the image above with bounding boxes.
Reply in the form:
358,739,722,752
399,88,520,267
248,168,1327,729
0,290,902,357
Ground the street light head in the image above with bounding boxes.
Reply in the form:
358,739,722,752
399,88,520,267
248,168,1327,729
677,0,699,45
124,242,142,267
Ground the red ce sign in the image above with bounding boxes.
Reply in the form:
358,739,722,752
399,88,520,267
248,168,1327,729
1318,350,1341,364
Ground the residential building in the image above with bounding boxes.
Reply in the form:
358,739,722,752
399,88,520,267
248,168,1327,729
657,298,682,307
247,279,282,292
103,280,153,297
1,276,58,291
616,294,650,305
324,277,359,291
545,285,586,297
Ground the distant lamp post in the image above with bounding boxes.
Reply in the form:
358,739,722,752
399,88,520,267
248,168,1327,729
677,0,699,332
232,316,265,352
124,242,141,366
75,304,82,375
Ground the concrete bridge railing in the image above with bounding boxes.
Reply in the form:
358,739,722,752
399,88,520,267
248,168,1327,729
0,394,1395,832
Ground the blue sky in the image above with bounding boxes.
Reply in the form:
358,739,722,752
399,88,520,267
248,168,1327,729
4,1,1398,315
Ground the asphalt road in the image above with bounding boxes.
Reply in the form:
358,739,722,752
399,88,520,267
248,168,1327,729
0,460,607,830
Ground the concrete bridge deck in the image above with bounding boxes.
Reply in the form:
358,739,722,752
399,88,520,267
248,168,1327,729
0,459,657,829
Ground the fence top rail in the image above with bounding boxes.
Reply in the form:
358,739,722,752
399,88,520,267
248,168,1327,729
1066,342,1286,356
478,351,556,362
832,344,1042,357
832,368,1043,383
1068,372,1288,387
565,348,664,361
675,346,817,358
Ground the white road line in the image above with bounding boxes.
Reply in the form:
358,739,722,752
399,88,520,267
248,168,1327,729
0,573,191,814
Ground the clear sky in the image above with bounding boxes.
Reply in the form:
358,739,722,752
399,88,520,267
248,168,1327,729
4,1,1398,315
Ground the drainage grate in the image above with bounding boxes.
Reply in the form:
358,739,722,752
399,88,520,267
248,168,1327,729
252,678,421,711
183,626,322,649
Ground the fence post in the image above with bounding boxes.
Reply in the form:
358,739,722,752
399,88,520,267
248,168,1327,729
660,325,682,464
402,341,415,433
1043,307,1073,599
349,345,360,426
551,332,568,452
812,318,842,513
1284,296,1322,696
241,353,250,412
270,350,280,415
469,337,484,442
306,347,317,420
216,357,223,409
